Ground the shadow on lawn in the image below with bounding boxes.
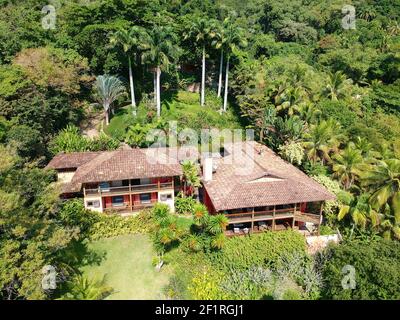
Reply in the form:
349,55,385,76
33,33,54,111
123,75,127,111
161,90,179,113
61,240,107,270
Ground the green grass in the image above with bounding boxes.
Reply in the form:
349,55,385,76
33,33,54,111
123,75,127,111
80,234,171,300
104,90,244,140
104,107,134,140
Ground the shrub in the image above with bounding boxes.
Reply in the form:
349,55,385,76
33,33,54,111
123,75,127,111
59,199,153,240
50,125,120,155
322,240,400,300
87,211,153,241
207,231,306,271
174,193,196,215
188,266,227,300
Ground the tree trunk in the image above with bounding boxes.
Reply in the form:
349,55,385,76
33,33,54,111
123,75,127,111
223,55,230,112
201,45,206,106
156,66,161,117
154,70,157,107
217,49,223,98
105,109,109,125
128,56,136,115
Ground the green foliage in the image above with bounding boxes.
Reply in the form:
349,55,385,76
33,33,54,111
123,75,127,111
50,125,120,155
0,151,79,299
6,125,44,161
174,192,196,214
207,231,306,271
59,199,153,241
322,240,400,300
58,274,113,300
278,141,304,165
188,266,227,300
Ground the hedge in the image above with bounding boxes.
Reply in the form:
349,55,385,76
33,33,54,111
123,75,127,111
206,230,306,271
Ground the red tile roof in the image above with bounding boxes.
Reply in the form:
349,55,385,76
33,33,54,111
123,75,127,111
49,149,183,193
202,141,335,211
46,152,102,170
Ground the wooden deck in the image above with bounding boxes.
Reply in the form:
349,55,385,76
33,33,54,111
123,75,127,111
294,212,321,224
225,224,299,237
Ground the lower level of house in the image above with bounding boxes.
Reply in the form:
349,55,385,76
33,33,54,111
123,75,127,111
212,202,323,237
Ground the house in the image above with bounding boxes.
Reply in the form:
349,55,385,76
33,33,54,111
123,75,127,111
47,149,183,214
199,141,335,236
47,141,335,235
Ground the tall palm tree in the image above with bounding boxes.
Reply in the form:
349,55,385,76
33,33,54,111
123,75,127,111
357,159,400,227
211,21,225,98
142,26,180,117
185,16,216,106
324,71,351,101
303,119,342,164
332,143,363,190
110,26,149,115
221,18,247,112
94,75,126,125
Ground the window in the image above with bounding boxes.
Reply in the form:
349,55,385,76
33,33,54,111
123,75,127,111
140,178,151,185
112,196,124,207
86,200,100,208
160,193,172,201
99,182,110,191
140,193,151,204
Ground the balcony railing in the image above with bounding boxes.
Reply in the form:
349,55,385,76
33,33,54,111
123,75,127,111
104,199,158,213
226,208,296,223
84,182,173,196
225,208,321,225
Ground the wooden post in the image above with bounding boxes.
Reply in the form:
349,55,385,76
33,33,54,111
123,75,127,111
251,208,254,233
318,202,323,235
129,180,133,211
292,203,296,229
272,205,276,231
158,179,161,190
83,187,86,197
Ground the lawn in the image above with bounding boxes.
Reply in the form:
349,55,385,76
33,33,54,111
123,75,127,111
80,234,171,300
104,90,244,140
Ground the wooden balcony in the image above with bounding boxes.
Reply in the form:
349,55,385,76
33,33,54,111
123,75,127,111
104,200,157,214
84,182,174,197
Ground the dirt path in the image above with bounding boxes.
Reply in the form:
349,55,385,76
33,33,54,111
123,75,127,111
80,111,104,138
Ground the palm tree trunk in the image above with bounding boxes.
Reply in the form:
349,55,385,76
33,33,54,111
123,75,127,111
153,70,157,106
201,45,206,106
104,109,109,125
223,55,230,112
156,66,161,117
217,49,223,98
128,57,136,115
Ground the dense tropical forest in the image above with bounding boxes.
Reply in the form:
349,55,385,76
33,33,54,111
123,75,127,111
0,0,400,300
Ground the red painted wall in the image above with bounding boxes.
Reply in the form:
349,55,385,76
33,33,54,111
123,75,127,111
203,188,216,214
